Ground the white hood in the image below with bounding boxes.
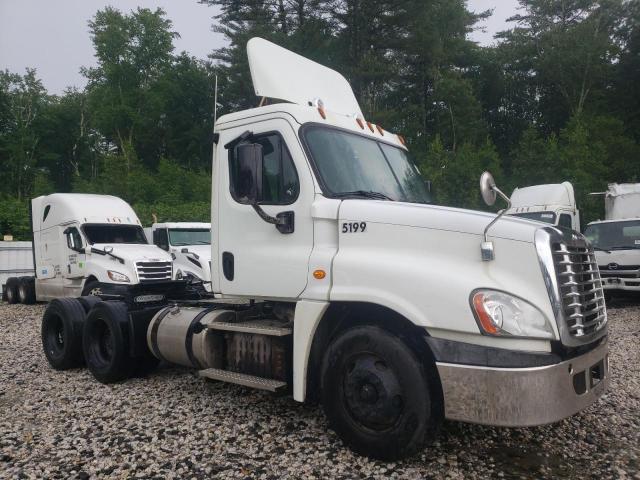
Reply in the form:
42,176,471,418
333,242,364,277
172,244,211,261
338,200,543,243
594,248,640,268
92,243,172,263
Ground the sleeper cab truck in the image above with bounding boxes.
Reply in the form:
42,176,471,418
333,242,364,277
145,222,213,292
4,193,175,305
40,38,610,461
585,183,640,294
506,182,580,231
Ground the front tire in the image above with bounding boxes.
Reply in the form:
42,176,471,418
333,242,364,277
83,301,131,384
321,326,441,460
81,280,103,297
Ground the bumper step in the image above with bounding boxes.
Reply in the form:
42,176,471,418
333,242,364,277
199,368,287,392
206,321,292,336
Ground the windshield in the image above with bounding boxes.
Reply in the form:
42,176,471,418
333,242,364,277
83,224,147,245
303,126,432,203
584,220,640,250
168,228,211,246
511,212,557,225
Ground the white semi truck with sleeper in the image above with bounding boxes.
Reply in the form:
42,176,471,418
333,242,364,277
585,183,640,294
39,38,609,460
145,222,213,292
506,182,580,231
3,194,179,305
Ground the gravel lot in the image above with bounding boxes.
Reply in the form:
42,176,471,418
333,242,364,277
1,302,638,479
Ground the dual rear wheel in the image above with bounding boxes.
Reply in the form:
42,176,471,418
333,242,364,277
4,277,35,304
41,298,158,382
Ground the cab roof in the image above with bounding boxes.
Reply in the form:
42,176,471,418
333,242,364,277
32,194,141,232
508,182,576,210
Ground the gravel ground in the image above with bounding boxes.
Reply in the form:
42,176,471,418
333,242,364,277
0,302,639,479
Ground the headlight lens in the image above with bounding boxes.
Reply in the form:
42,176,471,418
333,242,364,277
471,290,555,339
107,270,130,283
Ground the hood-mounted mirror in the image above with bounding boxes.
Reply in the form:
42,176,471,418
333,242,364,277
479,171,512,261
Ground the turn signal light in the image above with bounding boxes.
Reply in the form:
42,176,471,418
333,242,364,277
472,292,500,335
313,269,326,280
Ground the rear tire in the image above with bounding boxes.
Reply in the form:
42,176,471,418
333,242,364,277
18,277,36,304
5,277,19,304
83,301,131,384
41,298,86,370
77,295,102,313
321,326,441,460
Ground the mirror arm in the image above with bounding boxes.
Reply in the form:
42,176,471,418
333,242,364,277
482,185,512,243
251,204,295,234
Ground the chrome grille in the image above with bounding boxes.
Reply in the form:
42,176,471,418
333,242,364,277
598,264,640,279
136,261,172,283
552,242,606,337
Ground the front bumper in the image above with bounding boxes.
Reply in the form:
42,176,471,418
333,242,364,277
601,276,640,291
436,339,609,426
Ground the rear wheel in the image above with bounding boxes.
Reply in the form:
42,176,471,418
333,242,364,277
83,301,131,383
5,277,19,304
41,298,86,369
18,277,36,304
321,326,441,460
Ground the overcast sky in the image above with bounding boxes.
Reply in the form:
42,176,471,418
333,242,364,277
0,0,519,95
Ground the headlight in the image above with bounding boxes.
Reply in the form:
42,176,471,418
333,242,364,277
471,289,555,339
107,270,130,283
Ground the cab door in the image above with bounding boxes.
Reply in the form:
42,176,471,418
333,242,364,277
217,118,315,299
63,224,86,278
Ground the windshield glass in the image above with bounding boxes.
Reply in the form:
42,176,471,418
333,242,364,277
584,220,640,250
83,224,147,245
168,228,211,246
511,212,557,225
303,126,431,203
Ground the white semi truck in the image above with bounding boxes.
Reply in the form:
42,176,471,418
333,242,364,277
506,182,580,231
39,39,609,460
3,193,177,304
145,222,212,292
585,183,640,293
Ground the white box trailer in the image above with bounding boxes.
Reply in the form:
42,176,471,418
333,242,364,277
3,193,182,304
0,241,34,298
506,182,580,231
585,183,640,293
38,38,609,460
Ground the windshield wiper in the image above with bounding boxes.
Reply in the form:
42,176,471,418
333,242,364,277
592,246,612,253
333,190,394,201
90,247,125,264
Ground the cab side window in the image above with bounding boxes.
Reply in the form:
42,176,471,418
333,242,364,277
229,133,299,205
154,229,169,250
66,227,83,251
559,214,573,230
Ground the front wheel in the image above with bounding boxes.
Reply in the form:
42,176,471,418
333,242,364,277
321,326,442,460
81,280,103,297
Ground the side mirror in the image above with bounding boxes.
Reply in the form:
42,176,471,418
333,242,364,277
480,171,497,206
235,143,263,204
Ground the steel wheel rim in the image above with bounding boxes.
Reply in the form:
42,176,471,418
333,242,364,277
342,352,404,431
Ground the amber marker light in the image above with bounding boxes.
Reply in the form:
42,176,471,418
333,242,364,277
367,121,375,133
356,118,365,130
472,292,500,335
313,269,326,280
318,107,327,119
376,125,385,136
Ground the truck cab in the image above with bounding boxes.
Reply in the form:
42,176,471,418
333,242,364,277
585,183,640,293
30,194,174,301
40,38,610,460
506,182,580,231
145,222,212,292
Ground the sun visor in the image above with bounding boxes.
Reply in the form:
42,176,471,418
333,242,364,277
247,37,363,118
